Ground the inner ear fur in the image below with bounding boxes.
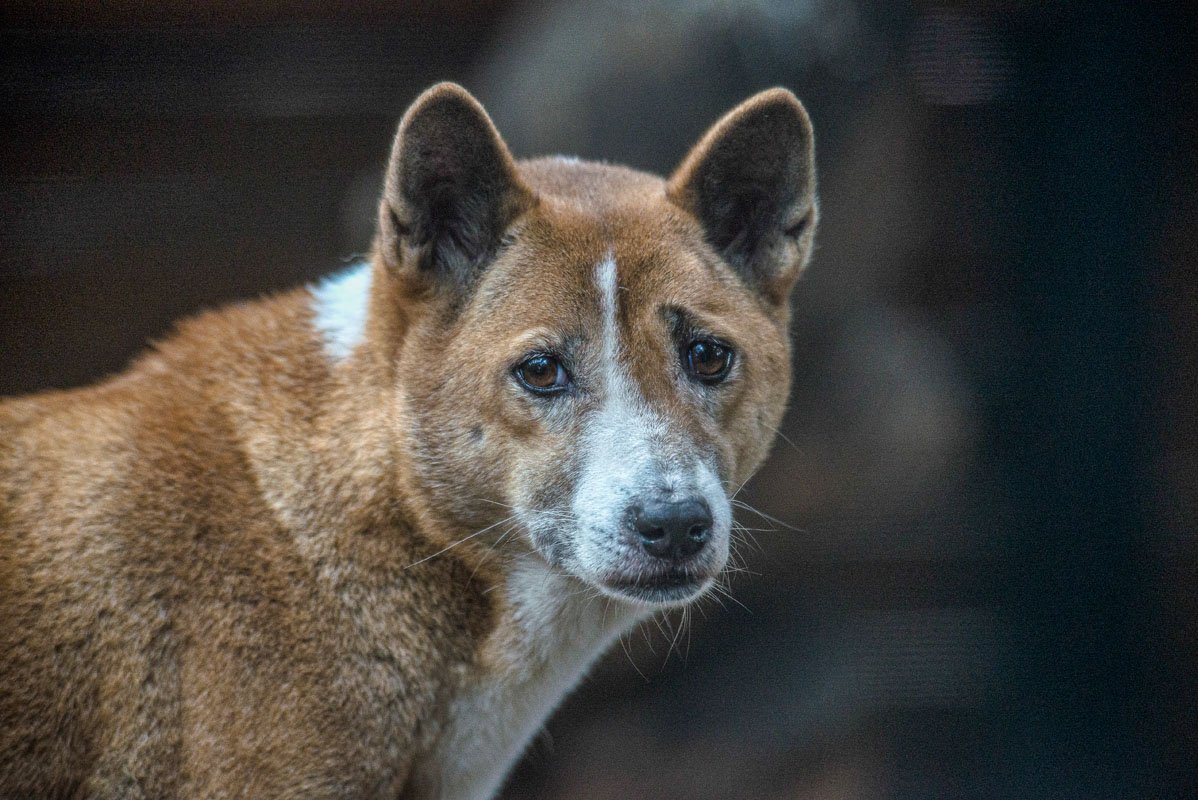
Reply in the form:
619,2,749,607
667,88,818,304
376,82,536,290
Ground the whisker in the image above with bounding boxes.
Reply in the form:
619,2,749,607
730,499,806,533
731,524,764,553
704,589,729,612
467,522,520,582
404,514,517,570
762,422,802,454
470,497,573,520
660,608,690,667
710,580,750,613
639,616,658,654
619,629,649,682
684,606,693,662
727,477,753,501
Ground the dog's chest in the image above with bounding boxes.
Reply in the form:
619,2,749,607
422,558,642,800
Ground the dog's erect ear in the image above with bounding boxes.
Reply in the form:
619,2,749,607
377,83,535,288
667,88,817,305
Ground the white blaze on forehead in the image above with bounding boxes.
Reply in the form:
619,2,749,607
570,253,732,587
311,261,371,362
595,253,621,367
593,252,650,416
571,256,664,560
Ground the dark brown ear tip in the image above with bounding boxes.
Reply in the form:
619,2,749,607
748,86,801,107
400,82,489,130
410,81,478,107
735,87,814,139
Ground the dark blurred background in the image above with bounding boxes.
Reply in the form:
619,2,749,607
2,2,1194,797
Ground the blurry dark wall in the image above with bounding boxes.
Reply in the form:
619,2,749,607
2,2,1194,798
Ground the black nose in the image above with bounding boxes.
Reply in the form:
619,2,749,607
632,498,712,560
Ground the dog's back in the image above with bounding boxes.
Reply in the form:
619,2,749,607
0,302,495,797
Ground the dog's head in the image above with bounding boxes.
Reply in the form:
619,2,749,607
371,83,816,607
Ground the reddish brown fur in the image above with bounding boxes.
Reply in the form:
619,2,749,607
0,83,816,798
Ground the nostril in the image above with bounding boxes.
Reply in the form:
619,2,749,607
679,523,708,557
642,526,667,542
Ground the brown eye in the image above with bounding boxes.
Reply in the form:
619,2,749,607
686,339,733,384
514,354,570,395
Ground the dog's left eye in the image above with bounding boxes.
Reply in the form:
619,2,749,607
685,339,733,384
514,354,571,395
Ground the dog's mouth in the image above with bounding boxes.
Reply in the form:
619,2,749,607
600,568,713,605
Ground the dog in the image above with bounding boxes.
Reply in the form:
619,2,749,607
0,82,817,798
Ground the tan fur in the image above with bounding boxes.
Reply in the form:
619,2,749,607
0,84,816,798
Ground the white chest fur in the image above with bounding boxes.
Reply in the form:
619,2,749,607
428,557,645,800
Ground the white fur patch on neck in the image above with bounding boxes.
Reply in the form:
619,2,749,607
310,261,371,362
430,556,643,799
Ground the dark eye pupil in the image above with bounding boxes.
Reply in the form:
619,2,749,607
694,343,721,368
517,355,565,392
688,340,730,381
527,357,551,378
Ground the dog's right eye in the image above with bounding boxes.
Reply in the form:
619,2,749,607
685,338,733,384
514,354,571,395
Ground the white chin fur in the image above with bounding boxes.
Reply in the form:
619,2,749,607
592,574,719,609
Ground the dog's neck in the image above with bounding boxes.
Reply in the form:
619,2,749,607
416,554,646,798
